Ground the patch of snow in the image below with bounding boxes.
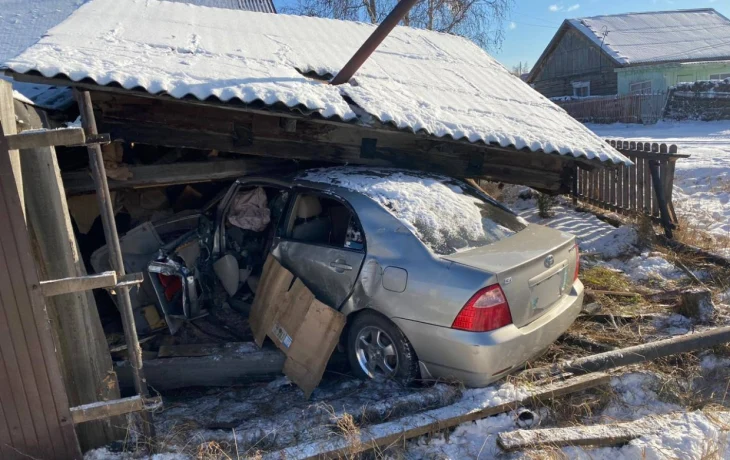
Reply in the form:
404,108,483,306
588,121,730,250
2,0,629,165
563,411,729,460
301,167,520,255
609,252,684,283
511,197,639,259
652,313,693,336
701,354,730,372
602,372,682,421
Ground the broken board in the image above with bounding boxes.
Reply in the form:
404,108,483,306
250,256,346,398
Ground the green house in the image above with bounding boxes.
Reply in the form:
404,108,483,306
616,61,730,95
529,9,730,98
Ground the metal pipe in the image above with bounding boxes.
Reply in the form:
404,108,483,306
74,90,155,440
330,0,419,85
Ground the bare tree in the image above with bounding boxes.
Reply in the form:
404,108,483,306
510,61,530,77
285,0,514,50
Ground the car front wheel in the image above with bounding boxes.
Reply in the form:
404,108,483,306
347,311,420,384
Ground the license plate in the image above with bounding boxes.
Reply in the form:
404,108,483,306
529,268,566,311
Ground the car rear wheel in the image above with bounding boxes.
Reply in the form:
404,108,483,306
347,312,419,384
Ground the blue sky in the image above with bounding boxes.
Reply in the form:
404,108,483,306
496,0,730,69
273,0,730,70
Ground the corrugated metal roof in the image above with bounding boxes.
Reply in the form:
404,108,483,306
1,0,629,165
165,0,275,13
569,9,730,66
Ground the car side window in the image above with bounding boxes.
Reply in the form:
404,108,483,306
287,193,364,250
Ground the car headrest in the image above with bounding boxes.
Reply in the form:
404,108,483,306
297,195,322,219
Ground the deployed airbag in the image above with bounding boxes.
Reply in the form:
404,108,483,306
228,187,270,232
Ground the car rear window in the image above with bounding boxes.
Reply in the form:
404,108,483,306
299,168,526,255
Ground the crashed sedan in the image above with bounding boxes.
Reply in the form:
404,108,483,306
111,167,583,387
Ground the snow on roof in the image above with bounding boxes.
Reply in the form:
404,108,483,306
2,0,629,165
164,0,275,13
569,9,730,66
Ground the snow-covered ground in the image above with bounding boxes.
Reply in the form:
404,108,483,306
588,121,730,245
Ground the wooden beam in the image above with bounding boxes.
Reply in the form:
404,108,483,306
40,271,117,297
498,411,730,451
266,372,613,460
116,345,348,390
70,396,162,425
62,158,287,194
6,127,86,150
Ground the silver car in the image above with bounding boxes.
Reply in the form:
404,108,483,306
141,167,583,387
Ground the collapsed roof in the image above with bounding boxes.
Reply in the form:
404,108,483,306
1,0,629,165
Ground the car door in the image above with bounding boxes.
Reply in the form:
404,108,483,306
274,189,365,310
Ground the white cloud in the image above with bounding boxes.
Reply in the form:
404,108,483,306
567,3,580,11
549,4,562,11
509,21,517,30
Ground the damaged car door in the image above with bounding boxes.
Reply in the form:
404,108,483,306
274,190,366,310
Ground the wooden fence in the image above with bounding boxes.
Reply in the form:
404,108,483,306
574,140,690,236
555,94,668,124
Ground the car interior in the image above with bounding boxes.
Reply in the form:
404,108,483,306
288,193,364,250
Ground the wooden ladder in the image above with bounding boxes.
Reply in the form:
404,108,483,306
1,95,160,439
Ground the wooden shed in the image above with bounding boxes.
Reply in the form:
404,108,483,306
0,0,631,457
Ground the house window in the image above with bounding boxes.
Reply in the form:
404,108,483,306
676,74,695,85
630,81,652,95
572,81,590,97
709,73,730,81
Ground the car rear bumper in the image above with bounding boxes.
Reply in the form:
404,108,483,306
393,280,584,387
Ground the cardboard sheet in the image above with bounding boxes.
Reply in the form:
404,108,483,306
250,256,346,398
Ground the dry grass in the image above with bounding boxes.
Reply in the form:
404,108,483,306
581,266,634,293
673,215,730,257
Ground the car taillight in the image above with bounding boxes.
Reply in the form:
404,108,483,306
452,284,512,332
573,244,580,282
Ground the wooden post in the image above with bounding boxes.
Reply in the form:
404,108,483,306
14,100,125,450
649,160,674,238
0,81,23,217
74,90,155,440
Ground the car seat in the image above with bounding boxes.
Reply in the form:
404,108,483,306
292,195,330,243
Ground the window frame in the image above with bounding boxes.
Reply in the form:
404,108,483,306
629,80,652,95
709,73,730,81
572,81,590,97
281,188,367,254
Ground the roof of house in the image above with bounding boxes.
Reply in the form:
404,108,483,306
1,0,629,165
569,9,730,66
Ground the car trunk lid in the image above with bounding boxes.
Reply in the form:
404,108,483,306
443,225,577,328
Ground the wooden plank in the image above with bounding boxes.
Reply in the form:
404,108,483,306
157,343,230,358
115,346,316,390
70,396,161,425
267,372,613,460
40,271,117,297
62,158,293,194
498,412,730,451
0,115,80,458
628,156,639,211
561,325,730,375
636,157,645,212
644,157,653,214
5,128,86,150
622,163,630,212
616,164,623,209
0,81,22,214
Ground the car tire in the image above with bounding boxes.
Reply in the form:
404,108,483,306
347,311,420,384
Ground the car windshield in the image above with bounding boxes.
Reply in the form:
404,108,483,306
299,167,526,255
